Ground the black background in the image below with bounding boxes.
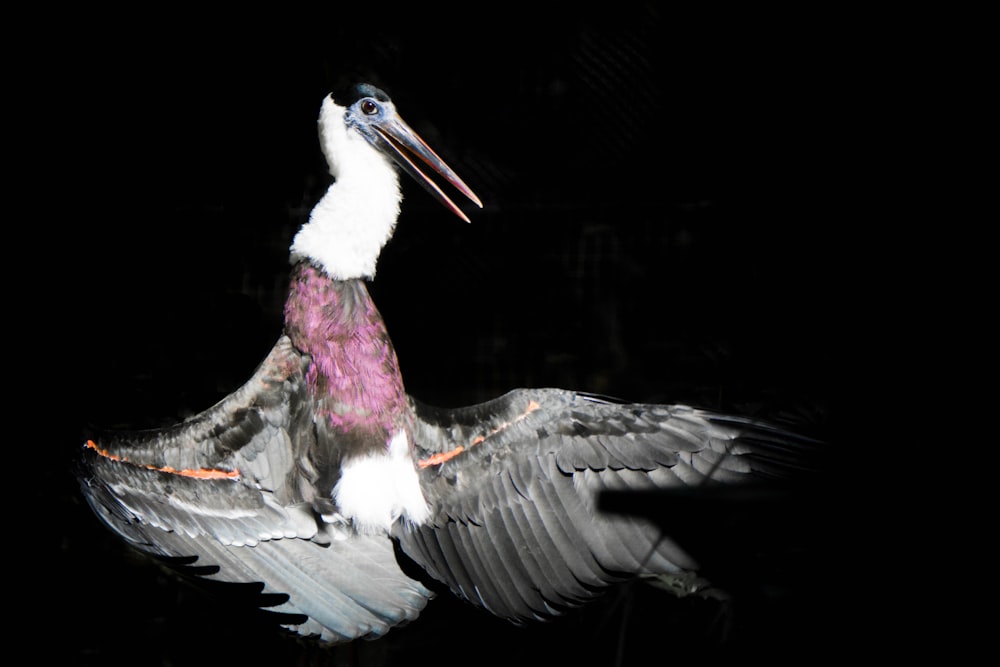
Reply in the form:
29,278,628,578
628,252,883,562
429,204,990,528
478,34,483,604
19,5,871,665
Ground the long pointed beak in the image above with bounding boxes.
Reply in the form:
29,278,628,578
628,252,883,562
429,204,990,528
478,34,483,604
371,116,483,223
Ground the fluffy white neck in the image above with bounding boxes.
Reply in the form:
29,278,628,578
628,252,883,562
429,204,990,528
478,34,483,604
290,97,402,280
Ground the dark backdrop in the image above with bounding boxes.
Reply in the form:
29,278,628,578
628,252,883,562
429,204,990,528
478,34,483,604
22,6,862,665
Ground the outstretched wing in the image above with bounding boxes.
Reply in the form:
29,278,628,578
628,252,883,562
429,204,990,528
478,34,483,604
398,387,815,623
77,335,432,643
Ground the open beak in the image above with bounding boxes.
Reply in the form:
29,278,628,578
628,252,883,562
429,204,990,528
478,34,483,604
371,116,483,223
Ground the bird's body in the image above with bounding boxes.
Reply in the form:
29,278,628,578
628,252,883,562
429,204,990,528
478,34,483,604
78,83,820,645
284,263,429,534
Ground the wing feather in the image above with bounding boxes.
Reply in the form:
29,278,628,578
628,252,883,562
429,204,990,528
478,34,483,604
78,335,433,643
464,509,528,616
400,387,819,621
493,486,570,616
446,520,499,610
530,457,609,586
488,494,554,620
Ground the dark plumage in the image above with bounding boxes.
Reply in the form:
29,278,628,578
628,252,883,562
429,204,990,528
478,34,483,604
77,83,822,646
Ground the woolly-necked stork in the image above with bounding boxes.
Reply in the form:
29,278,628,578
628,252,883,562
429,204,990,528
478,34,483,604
78,83,819,645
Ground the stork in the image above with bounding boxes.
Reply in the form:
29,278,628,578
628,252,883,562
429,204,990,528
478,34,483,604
77,83,820,645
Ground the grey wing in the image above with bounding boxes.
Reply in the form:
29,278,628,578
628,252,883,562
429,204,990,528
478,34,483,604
78,335,431,643
397,387,815,624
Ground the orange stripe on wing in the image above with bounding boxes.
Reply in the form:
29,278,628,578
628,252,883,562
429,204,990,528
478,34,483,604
418,446,465,469
84,440,241,480
418,399,542,469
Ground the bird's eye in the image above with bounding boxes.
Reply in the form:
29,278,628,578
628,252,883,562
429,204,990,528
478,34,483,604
360,99,379,115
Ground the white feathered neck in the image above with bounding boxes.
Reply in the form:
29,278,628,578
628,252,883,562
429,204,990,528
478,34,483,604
290,96,402,280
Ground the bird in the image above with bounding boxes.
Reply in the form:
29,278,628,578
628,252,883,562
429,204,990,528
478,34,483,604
77,82,822,646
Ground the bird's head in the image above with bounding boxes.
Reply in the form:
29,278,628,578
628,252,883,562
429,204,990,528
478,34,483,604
292,84,482,279
322,84,482,222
